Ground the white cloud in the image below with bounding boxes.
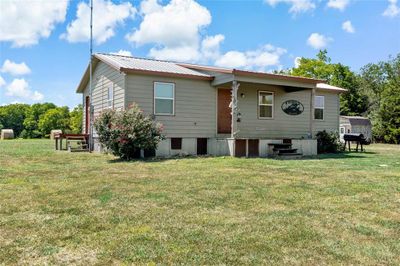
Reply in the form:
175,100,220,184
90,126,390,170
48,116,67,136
264,0,316,14
5,78,44,101
307,33,332,49
383,0,400,17
1,60,31,76
0,76,5,87
62,0,136,44
0,1,68,47
201,34,225,60
127,0,287,70
111,50,132,57
327,0,350,11
342,20,355,33
126,0,211,61
215,44,287,71
294,57,302,68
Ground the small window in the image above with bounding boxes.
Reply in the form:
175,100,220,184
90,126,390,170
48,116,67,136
171,138,182,150
154,82,174,115
314,96,324,120
258,91,274,119
340,127,345,134
107,84,113,108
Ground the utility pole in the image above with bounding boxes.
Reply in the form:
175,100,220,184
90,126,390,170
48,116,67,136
89,0,94,152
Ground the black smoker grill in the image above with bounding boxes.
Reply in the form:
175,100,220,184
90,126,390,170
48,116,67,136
344,133,368,152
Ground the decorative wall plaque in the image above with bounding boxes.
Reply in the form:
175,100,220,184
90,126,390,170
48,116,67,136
281,100,304,115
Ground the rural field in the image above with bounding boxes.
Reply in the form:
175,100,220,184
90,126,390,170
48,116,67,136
0,140,399,265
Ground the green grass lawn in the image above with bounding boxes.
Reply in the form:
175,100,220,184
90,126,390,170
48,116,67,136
0,140,399,264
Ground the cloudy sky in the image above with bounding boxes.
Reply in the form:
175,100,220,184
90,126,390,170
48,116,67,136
0,0,399,108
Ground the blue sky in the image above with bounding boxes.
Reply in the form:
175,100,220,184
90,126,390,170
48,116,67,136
0,0,399,108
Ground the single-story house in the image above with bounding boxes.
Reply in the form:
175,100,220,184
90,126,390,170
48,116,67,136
76,53,347,157
340,116,372,142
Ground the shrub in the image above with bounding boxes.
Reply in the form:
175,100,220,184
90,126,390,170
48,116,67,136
316,130,343,154
94,104,164,160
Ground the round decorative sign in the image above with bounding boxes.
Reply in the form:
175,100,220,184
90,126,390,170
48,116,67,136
281,100,304,115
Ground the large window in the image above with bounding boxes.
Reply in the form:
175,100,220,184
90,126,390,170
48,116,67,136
314,95,324,120
107,84,113,108
154,82,175,115
258,91,274,119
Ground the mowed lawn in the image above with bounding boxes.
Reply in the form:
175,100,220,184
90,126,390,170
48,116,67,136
0,140,399,265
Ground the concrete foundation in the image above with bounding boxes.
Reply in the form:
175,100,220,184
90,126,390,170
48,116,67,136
93,137,318,157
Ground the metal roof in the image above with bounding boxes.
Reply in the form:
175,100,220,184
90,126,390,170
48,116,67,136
341,116,372,126
76,53,346,93
316,83,347,92
94,53,212,79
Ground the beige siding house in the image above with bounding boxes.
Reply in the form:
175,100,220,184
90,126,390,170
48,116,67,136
76,53,346,157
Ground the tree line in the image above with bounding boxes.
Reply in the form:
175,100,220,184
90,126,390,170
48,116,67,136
280,50,400,144
0,103,82,138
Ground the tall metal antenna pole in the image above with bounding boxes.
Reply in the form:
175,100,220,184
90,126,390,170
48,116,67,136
89,0,94,152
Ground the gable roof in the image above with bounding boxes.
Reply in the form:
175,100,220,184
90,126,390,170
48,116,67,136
76,53,346,93
341,116,372,126
316,83,348,92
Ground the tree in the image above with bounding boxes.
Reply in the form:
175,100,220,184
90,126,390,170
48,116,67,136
290,50,368,116
69,104,83,134
94,104,164,160
38,107,70,136
22,103,57,138
0,104,30,136
360,54,400,143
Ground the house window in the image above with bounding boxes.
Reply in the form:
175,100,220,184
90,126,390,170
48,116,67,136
340,127,345,134
171,138,182,150
314,96,324,120
154,82,174,115
258,91,274,119
107,84,113,108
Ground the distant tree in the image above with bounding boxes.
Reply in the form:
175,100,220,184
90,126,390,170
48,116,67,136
290,50,368,116
69,104,83,134
360,54,400,143
21,103,57,138
0,104,30,136
38,107,70,136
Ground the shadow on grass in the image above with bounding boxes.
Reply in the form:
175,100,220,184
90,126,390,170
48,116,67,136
306,151,376,160
106,151,376,163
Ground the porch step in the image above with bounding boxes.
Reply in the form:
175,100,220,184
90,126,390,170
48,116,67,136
275,153,303,160
269,141,303,159
273,148,298,154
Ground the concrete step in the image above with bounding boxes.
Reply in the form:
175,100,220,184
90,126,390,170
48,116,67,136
275,153,303,160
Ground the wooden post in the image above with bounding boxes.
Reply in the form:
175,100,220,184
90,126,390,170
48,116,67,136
230,81,240,139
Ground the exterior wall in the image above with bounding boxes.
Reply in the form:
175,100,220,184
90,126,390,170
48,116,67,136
233,83,312,139
125,74,216,138
82,61,125,133
313,90,340,136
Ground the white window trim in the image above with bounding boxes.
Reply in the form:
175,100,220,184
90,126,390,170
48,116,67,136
107,84,114,109
154,82,175,116
314,95,324,120
258,91,274,119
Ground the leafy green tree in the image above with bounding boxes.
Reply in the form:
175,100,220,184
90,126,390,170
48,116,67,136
38,107,70,136
22,103,57,138
290,50,368,116
360,54,400,143
0,104,30,136
69,105,83,134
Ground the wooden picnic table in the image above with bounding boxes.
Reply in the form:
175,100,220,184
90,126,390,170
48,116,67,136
54,134,89,151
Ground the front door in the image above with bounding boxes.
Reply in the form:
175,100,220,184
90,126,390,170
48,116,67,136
85,96,90,134
217,89,232,134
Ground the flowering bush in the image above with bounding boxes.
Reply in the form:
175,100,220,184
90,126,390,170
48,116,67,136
94,104,164,160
